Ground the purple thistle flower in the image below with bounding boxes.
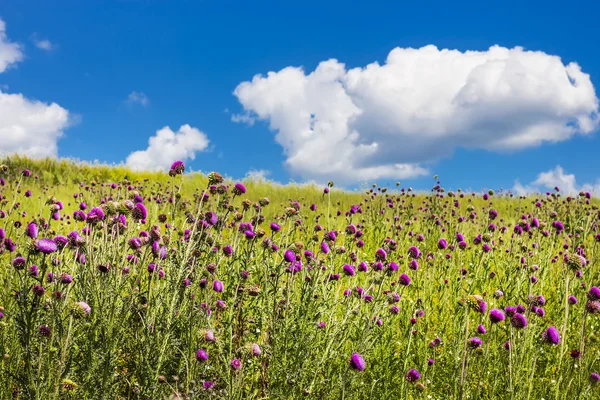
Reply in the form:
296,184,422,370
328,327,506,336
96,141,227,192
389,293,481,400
591,372,600,384
32,284,45,296
170,160,185,175
476,300,487,314
342,264,356,276
409,260,419,270
437,238,447,250
568,295,578,305
147,262,156,273
587,286,600,301
230,358,242,370
270,222,281,232
38,325,51,337
132,203,147,221
387,262,399,272
477,324,487,334
349,352,366,371
405,369,421,382
542,326,560,345
213,280,224,293
196,348,208,362
53,235,68,249
60,273,73,284
75,301,91,316
586,300,600,314
205,211,218,226
28,265,39,277
357,262,368,273
223,245,233,257
34,238,57,254
233,183,246,196
12,256,26,270
511,313,528,329
375,248,387,261
159,245,167,260
320,241,330,254
284,249,296,263
408,246,421,259
251,343,262,356
536,308,545,318
489,309,506,323
469,337,483,348
26,222,39,239
87,207,105,222
399,274,411,286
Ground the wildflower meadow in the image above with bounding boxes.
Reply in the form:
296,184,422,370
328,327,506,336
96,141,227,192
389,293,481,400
0,156,599,399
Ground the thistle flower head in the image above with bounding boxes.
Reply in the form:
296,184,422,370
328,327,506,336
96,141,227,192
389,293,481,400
169,160,185,175
207,171,224,185
587,286,600,301
34,238,57,254
72,301,91,318
233,183,247,196
510,313,528,329
230,358,242,370
349,352,366,371
405,369,421,382
542,326,560,345
489,308,505,323
26,222,39,239
468,337,483,348
196,348,208,362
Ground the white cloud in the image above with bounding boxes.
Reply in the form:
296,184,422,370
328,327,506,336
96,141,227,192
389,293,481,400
126,91,150,107
0,19,71,158
233,45,598,184
125,124,210,171
0,19,23,72
245,169,271,181
513,165,600,195
0,91,70,157
31,34,54,51
231,113,255,126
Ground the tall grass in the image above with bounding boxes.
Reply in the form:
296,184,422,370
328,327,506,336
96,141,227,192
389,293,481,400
0,156,598,399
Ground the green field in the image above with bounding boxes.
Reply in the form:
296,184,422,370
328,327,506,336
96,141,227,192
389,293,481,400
0,156,598,399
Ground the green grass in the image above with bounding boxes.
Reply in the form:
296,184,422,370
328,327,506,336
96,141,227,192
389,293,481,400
0,156,598,399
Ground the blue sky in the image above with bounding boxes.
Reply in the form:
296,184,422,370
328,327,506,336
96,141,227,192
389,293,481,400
1,0,599,193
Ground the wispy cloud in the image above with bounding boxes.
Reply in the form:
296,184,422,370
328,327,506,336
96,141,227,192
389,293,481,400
30,34,55,51
245,169,271,181
126,91,150,107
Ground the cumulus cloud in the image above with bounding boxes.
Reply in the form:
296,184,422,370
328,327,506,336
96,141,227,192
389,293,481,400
513,165,600,195
125,124,210,171
126,91,150,107
0,19,71,158
233,45,598,184
0,19,23,72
